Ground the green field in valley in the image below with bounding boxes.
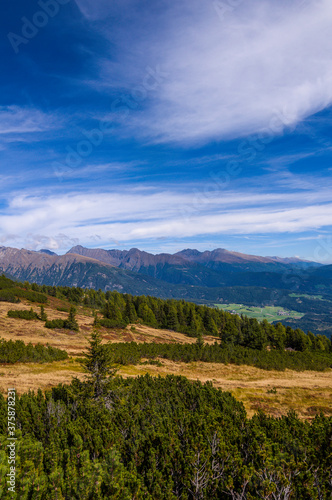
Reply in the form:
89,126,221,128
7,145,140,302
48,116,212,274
288,293,324,300
215,303,304,323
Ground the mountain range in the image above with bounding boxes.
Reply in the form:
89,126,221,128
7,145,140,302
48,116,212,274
0,244,323,292
0,244,327,290
1,244,331,336
0,243,330,299
67,245,319,272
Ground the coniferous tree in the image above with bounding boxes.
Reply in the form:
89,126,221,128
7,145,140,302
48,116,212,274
124,298,138,323
93,311,99,326
39,305,47,321
196,332,204,349
166,304,180,331
80,330,117,398
64,306,79,331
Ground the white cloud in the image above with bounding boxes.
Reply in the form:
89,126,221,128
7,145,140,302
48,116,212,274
1,180,332,251
94,0,332,144
0,106,60,135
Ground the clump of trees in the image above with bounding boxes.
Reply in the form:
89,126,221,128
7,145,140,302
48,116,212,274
7,308,39,320
107,342,332,371
0,338,68,363
45,306,79,331
7,305,47,321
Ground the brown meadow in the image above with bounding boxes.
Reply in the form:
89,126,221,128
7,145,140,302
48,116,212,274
1,298,331,420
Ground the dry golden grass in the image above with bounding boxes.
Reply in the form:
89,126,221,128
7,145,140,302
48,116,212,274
123,324,218,344
0,299,218,355
1,298,332,420
0,359,85,395
0,356,331,420
118,360,332,420
0,299,93,355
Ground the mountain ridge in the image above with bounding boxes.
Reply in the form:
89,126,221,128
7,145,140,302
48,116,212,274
0,244,331,337
68,244,319,267
0,245,326,299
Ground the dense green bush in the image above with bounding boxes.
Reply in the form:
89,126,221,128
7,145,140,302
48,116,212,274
11,287,48,303
7,308,39,320
0,373,330,499
0,287,47,303
44,318,66,329
98,318,128,329
0,275,16,289
108,341,332,372
44,306,79,331
0,289,19,302
0,338,68,363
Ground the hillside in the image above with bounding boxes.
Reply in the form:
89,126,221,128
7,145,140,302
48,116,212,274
0,281,331,421
1,245,331,336
0,280,332,419
0,279,331,498
0,297,217,355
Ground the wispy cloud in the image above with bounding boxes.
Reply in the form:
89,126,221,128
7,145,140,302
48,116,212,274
0,106,60,135
1,177,332,251
74,0,119,21
1,0,331,261
93,0,332,144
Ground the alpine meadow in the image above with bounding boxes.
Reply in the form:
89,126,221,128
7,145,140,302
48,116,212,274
1,1,332,499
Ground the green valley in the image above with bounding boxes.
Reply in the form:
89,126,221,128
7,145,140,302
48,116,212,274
215,303,304,323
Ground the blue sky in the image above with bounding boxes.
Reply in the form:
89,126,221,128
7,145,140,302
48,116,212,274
1,0,332,262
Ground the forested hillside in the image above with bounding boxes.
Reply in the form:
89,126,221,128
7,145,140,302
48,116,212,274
0,275,332,498
1,275,331,354
1,245,332,337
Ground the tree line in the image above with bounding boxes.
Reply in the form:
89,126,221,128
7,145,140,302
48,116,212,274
1,276,331,353
106,341,332,372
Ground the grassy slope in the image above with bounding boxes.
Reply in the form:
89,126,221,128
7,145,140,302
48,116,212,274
0,296,331,420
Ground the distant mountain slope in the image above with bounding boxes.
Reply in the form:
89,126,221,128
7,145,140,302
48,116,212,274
0,245,328,300
0,245,331,336
68,245,187,270
268,255,318,267
67,245,321,281
38,249,58,256
175,248,320,272
175,248,275,264
66,245,233,287
310,264,332,279
0,246,179,296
